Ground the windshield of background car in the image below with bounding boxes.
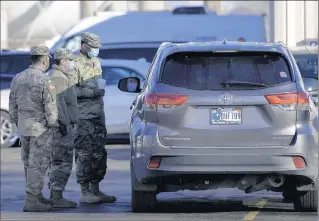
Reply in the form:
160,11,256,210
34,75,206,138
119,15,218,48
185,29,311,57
0,76,14,90
102,67,144,85
161,52,292,90
293,53,318,79
98,48,158,62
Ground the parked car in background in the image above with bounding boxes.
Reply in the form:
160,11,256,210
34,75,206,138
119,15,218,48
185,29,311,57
0,50,57,148
0,50,32,148
51,7,267,62
0,51,24,148
100,58,150,141
291,46,318,106
296,39,318,47
118,41,318,212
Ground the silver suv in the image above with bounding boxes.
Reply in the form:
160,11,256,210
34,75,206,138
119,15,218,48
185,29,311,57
117,41,318,212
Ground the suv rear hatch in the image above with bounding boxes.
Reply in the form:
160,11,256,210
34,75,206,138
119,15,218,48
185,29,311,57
149,51,307,147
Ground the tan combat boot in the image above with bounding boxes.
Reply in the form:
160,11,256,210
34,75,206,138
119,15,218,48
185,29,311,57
79,183,101,204
38,192,55,206
90,182,116,203
50,190,77,208
23,193,51,212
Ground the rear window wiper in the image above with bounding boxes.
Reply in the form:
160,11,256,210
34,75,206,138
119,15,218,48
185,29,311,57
220,80,268,88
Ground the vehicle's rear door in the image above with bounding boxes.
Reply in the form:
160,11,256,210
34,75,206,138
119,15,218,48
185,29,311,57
151,51,301,148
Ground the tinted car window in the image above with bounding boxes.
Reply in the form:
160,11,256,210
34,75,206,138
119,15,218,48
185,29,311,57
0,54,31,90
102,67,144,85
0,54,55,90
0,55,30,75
161,52,292,90
293,53,318,78
0,76,14,90
99,48,158,62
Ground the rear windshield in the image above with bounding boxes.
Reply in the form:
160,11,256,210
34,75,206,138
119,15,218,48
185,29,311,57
161,52,292,90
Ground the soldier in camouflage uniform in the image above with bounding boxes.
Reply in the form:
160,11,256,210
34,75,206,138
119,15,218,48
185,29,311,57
74,32,116,204
9,46,58,212
47,48,79,208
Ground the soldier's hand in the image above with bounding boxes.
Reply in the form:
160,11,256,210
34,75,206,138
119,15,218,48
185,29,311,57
58,123,68,136
72,123,78,132
93,88,105,98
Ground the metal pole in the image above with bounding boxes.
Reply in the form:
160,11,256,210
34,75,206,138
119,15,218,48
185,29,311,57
80,1,94,19
204,0,220,12
286,0,288,46
0,7,8,49
268,0,275,43
304,0,307,40
137,1,146,11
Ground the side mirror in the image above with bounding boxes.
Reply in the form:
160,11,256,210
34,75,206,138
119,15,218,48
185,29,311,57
118,77,141,93
303,77,318,92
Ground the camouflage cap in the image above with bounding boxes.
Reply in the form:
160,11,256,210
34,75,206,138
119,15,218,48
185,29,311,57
82,32,101,48
54,48,76,60
30,45,52,57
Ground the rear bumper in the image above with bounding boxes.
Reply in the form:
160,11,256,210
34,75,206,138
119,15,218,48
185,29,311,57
133,133,318,185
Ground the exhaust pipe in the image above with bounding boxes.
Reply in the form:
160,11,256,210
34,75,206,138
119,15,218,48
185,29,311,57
267,174,285,187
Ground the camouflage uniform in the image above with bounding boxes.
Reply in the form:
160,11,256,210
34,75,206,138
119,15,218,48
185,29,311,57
47,48,79,208
74,32,115,204
9,46,58,212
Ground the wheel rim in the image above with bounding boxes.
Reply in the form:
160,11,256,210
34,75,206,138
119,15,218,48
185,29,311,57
0,116,13,145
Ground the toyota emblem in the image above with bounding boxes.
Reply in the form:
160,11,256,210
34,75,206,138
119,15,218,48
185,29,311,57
220,93,234,103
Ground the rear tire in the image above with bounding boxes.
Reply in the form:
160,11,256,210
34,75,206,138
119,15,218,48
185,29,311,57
130,163,157,212
293,190,318,212
131,188,156,213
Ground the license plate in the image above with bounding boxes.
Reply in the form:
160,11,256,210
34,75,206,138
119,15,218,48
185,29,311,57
210,108,242,125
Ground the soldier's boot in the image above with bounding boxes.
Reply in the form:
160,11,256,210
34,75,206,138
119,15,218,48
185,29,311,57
50,190,77,208
90,182,116,203
23,193,51,212
38,192,55,206
79,183,101,204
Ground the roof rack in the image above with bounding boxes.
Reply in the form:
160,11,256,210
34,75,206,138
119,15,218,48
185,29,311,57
275,41,287,48
158,42,176,50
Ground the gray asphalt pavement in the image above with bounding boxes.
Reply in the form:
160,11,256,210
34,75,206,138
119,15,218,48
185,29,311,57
1,145,317,221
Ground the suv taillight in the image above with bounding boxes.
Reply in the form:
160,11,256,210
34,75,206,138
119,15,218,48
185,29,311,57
144,93,188,110
265,92,310,111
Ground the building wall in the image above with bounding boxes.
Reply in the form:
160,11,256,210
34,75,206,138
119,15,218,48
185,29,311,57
273,0,318,47
221,0,318,46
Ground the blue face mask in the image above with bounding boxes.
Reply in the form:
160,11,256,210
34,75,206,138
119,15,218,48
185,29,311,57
88,48,99,58
127,81,138,92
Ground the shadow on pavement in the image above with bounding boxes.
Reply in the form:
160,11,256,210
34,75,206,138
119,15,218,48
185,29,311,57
45,199,296,214
153,200,294,213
